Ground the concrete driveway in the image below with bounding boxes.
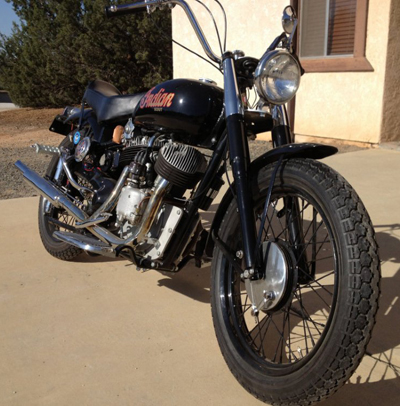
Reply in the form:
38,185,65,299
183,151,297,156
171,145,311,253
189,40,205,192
0,92,17,112
1,148,399,406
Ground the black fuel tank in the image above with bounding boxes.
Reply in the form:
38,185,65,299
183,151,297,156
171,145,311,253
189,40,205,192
134,79,224,149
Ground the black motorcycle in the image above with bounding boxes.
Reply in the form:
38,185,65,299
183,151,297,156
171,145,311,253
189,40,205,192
15,1,380,404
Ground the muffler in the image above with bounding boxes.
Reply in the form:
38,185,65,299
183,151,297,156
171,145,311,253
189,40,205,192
14,160,86,222
53,231,115,257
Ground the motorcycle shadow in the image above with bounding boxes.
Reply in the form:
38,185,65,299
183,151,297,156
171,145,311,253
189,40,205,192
157,263,211,304
324,225,400,405
72,253,126,264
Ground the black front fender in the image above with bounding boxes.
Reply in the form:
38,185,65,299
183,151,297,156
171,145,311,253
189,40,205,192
205,143,338,257
250,142,337,176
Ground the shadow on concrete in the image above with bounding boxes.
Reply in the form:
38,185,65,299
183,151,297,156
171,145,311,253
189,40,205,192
157,263,211,304
375,224,400,264
72,253,125,264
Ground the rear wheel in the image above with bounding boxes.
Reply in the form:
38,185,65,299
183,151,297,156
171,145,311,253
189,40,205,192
211,158,380,405
38,137,82,261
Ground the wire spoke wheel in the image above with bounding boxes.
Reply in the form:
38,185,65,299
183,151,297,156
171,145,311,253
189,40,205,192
211,159,380,405
229,192,337,368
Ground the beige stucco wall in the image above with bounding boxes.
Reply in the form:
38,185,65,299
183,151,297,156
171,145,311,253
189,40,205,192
295,0,391,144
380,0,400,142
172,0,391,144
172,0,287,86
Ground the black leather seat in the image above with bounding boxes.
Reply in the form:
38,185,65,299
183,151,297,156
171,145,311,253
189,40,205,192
83,80,145,123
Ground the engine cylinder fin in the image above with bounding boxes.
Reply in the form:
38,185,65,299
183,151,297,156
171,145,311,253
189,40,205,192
119,137,167,167
155,144,206,189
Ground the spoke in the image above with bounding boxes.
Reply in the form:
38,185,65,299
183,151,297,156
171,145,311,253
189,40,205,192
247,313,271,347
275,200,310,241
256,313,266,357
262,208,277,240
298,267,335,297
273,308,290,363
307,284,332,309
295,290,324,338
275,201,289,241
313,232,330,259
295,219,325,267
240,304,252,317
296,289,317,347
259,314,274,357
286,240,331,247
309,255,334,263
269,317,299,361
283,307,327,328
312,271,335,284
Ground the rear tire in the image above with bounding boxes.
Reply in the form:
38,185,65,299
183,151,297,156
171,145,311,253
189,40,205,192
211,158,380,405
38,137,82,261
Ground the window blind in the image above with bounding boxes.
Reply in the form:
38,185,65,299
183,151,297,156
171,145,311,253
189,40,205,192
300,0,357,58
328,0,357,55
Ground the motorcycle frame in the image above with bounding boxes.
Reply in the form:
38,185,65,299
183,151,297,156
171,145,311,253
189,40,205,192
45,0,337,273
12,0,339,273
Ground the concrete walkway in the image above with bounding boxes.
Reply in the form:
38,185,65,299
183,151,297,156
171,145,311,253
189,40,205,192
0,103,18,112
0,148,399,406
0,92,17,111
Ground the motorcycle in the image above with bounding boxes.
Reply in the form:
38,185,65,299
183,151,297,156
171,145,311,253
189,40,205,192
15,1,380,405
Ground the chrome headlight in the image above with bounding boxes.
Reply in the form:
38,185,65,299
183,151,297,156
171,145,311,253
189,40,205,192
254,50,301,105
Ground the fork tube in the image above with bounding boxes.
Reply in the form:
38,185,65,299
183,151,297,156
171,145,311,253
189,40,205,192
272,105,309,277
223,52,256,270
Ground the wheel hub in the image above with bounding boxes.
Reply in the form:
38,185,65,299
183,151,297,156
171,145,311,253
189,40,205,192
245,241,292,313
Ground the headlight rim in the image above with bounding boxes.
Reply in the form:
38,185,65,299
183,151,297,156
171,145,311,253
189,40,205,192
254,49,301,105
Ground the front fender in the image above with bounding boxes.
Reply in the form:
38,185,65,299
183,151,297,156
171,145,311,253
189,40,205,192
205,143,338,257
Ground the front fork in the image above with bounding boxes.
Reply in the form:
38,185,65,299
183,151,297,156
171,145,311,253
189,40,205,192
223,53,308,277
223,53,257,270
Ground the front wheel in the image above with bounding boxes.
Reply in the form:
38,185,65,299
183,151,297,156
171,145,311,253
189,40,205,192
211,158,380,405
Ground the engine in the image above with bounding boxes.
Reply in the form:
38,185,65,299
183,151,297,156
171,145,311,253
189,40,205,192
113,121,207,261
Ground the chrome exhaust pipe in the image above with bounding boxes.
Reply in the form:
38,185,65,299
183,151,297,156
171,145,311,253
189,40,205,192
53,231,116,258
14,160,87,222
15,160,172,252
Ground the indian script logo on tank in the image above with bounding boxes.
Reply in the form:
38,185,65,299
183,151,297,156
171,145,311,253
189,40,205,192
139,87,176,111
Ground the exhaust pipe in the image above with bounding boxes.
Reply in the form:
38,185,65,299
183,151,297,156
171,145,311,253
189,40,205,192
15,160,171,251
14,160,86,222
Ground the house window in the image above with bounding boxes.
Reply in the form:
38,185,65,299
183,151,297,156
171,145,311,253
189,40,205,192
298,0,372,72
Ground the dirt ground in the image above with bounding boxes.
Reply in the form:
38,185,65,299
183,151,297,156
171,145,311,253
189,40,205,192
0,108,66,199
0,108,365,200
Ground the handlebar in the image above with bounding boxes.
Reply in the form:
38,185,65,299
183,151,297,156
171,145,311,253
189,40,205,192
105,0,222,64
105,1,149,18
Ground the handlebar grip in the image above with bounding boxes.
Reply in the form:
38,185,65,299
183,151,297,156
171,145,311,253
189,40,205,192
105,2,148,18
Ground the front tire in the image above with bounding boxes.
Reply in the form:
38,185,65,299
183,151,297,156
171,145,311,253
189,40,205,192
211,158,380,405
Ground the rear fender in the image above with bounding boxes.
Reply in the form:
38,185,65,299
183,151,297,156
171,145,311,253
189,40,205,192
64,108,93,124
68,109,104,142
49,108,95,136
204,143,338,257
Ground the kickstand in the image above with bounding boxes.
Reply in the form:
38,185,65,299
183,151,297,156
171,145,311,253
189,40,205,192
115,244,138,264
